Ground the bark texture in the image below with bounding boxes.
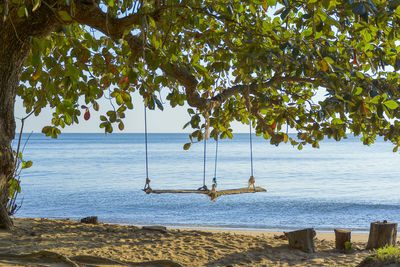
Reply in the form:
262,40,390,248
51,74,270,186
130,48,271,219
0,5,60,229
0,22,30,229
334,229,351,250
366,221,398,250
284,228,316,253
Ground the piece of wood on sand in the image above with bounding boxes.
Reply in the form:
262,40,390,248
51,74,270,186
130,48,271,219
366,221,398,250
334,229,351,250
80,216,98,224
284,228,316,253
142,226,167,233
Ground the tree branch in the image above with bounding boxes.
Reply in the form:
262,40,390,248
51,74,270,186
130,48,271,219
72,8,317,143
73,2,141,39
124,34,214,111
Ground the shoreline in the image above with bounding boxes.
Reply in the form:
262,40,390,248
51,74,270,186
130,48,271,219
17,216,374,234
138,223,372,234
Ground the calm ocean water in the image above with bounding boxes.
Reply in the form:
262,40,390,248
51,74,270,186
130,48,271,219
12,133,400,231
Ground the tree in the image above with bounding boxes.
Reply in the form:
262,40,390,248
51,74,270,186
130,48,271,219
1,0,400,229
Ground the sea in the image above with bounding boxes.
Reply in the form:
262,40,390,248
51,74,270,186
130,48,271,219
11,133,400,232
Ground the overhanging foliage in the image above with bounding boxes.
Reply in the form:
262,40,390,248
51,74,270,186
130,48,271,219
6,0,400,150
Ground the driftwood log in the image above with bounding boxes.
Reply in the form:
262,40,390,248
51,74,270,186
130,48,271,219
142,226,167,233
334,229,351,250
284,228,316,253
145,187,266,200
80,216,98,224
366,221,398,250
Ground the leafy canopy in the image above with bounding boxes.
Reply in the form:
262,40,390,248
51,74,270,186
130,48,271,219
12,0,400,150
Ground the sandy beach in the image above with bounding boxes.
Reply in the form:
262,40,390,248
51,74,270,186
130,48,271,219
0,218,395,266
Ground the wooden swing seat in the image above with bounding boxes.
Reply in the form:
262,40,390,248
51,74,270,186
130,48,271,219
144,187,267,200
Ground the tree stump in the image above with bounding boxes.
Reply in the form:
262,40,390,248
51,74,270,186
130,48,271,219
284,228,316,253
366,221,398,250
334,229,351,250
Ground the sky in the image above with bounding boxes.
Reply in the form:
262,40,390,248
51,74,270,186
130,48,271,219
14,91,250,134
14,80,328,135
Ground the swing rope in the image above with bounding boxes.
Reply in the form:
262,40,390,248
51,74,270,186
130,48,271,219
198,116,209,191
249,119,254,177
213,136,218,186
248,119,256,190
202,129,207,189
143,104,151,191
213,110,220,186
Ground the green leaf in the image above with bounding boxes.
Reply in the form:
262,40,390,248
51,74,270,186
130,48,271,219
332,118,343,125
262,0,268,11
116,94,123,105
22,160,33,169
31,54,41,67
354,87,362,96
324,15,340,27
126,101,133,109
155,98,164,111
384,100,399,110
355,72,364,79
32,0,41,12
93,101,99,111
58,11,73,21
107,0,114,7
371,95,380,105
17,6,27,17
303,28,313,37
118,122,124,131
8,179,21,198
183,143,191,150
323,57,334,64
41,126,52,135
249,4,257,15
64,113,72,125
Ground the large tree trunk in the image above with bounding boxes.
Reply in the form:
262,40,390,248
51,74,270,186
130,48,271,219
0,5,61,229
0,22,32,229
